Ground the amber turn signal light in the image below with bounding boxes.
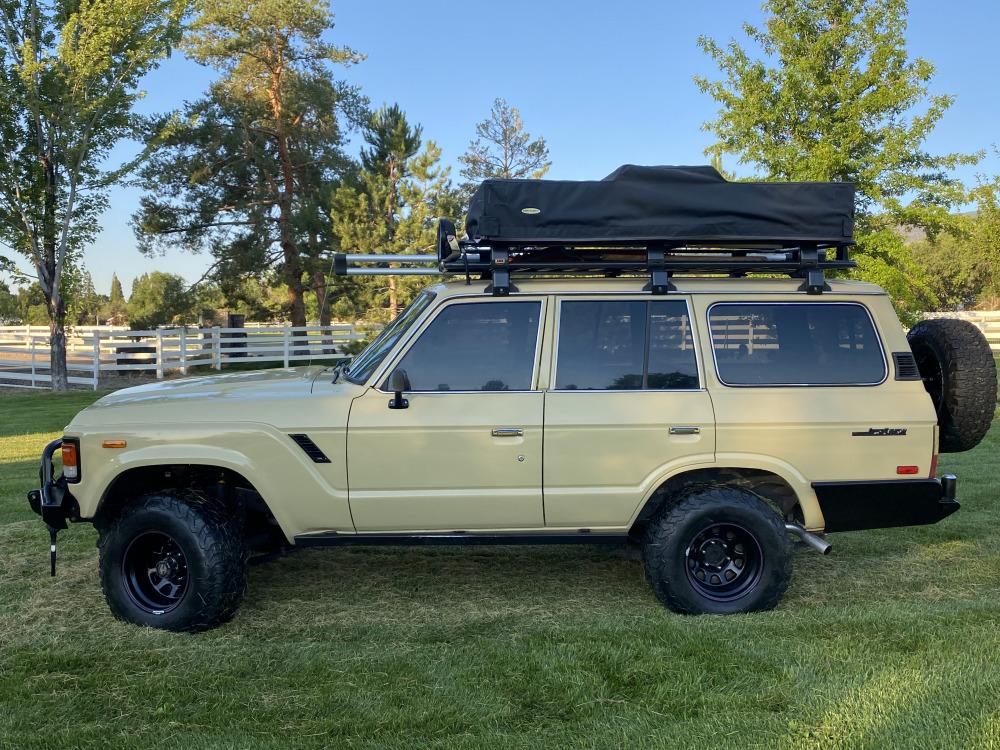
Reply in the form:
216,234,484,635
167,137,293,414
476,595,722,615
101,440,127,449
61,442,79,480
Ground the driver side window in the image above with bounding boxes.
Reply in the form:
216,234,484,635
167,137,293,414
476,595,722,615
385,301,542,392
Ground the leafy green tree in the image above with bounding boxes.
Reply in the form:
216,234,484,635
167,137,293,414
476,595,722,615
459,98,551,197
134,0,364,328
0,0,186,389
65,269,106,325
127,271,194,330
333,106,461,320
695,0,981,320
16,283,48,324
911,183,1000,310
0,280,18,323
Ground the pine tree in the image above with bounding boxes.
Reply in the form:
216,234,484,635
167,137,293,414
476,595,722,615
333,106,460,320
459,98,550,196
134,0,363,328
108,273,126,323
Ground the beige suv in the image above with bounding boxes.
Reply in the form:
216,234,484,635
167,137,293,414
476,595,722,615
28,168,997,631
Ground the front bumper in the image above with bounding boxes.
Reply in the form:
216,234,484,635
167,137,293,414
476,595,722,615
26,439,80,531
813,474,959,533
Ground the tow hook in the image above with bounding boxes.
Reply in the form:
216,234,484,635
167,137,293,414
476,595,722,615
785,523,832,555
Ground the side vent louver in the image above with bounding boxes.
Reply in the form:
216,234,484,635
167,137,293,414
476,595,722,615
892,352,921,381
289,434,331,463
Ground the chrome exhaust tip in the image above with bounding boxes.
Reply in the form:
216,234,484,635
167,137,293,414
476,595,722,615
784,522,832,555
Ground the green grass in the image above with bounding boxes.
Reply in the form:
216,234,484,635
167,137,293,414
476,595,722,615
1,390,999,749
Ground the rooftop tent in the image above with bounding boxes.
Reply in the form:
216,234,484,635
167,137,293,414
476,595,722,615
464,165,855,246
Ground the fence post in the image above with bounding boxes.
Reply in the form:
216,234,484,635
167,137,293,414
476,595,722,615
283,328,290,368
155,329,164,379
92,332,100,390
179,327,188,375
30,337,37,388
213,327,222,370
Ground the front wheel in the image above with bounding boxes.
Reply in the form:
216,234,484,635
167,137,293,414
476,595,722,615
98,491,247,632
642,486,792,615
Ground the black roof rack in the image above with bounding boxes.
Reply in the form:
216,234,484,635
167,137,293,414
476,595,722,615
333,219,854,296
333,166,857,295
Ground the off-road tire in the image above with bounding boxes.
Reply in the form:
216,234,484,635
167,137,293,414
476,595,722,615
642,486,792,615
98,490,247,632
907,318,997,453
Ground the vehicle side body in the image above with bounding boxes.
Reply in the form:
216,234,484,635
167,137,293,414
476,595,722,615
52,277,947,542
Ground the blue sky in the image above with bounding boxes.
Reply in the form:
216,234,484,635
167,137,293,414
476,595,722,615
14,0,1000,295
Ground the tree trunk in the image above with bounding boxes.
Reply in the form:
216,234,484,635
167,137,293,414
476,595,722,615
311,268,333,354
387,276,398,319
311,268,332,326
42,153,68,391
267,61,306,331
282,243,306,328
49,307,68,391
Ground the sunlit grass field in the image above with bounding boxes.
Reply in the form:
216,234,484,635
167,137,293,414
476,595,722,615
1,387,998,749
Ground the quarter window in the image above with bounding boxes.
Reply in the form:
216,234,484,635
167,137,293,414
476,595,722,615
387,301,541,392
709,303,886,386
555,300,699,390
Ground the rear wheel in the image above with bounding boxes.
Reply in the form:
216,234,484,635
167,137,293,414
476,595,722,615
98,490,247,632
642,486,792,615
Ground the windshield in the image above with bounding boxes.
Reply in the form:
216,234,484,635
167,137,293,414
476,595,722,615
346,291,436,384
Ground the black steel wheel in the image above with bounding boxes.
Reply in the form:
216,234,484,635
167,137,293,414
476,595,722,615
642,485,791,615
98,491,247,632
122,531,189,614
684,522,763,603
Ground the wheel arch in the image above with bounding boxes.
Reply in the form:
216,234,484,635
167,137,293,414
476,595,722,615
94,463,290,547
629,463,823,535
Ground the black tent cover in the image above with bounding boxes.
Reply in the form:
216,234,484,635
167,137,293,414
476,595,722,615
465,165,855,246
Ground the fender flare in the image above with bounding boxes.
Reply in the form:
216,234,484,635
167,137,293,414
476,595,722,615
627,454,824,531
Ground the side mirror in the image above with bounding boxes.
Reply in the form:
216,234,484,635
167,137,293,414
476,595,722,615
388,369,409,409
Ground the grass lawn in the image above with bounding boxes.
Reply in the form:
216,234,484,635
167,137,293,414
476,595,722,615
1,388,998,749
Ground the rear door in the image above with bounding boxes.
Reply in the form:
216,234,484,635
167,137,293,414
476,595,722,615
543,296,716,528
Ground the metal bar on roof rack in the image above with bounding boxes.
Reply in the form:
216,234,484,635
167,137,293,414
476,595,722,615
344,268,444,276
342,254,438,264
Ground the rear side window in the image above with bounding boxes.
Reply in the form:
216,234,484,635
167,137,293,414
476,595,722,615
709,303,886,386
555,300,699,390
387,301,541,391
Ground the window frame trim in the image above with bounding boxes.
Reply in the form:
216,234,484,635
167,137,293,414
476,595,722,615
372,296,548,394
550,296,704,393
706,300,889,388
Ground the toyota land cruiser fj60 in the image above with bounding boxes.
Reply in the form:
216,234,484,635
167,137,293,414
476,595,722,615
28,166,997,631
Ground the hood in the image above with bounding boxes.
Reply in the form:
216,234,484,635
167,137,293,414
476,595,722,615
93,366,324,407
69,366,362,429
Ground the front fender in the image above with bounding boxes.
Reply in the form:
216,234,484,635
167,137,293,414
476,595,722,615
70,423,353,541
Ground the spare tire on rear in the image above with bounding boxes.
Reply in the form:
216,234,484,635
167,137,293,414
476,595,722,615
907,318,996,453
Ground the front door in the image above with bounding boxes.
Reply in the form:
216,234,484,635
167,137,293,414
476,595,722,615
543,297,716,528
347,298,547,531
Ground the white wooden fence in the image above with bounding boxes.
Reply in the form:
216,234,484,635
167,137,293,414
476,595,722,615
0,323,378,390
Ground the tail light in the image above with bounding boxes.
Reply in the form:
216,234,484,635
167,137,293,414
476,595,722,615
929,453,938,479
61,440,80,482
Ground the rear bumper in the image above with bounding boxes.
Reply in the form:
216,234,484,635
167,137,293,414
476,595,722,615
813,475,959,533
26,439,80,530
